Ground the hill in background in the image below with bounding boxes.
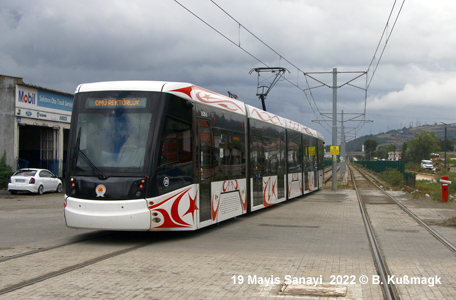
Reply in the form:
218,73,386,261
346,124,456,152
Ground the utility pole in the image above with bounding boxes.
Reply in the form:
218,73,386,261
332,68,338,190
306,68,370,191
340,110,345,179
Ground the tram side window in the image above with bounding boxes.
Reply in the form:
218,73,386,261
308,137,316,171
158,118,192,168
302,135,310,172
287,130,302,173
199,108,246,181
317,140,324,170
156,117,193,195
249,120,286,199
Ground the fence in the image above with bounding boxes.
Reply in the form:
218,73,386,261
355,160,415,187
403,172,416,188
355,160,405,173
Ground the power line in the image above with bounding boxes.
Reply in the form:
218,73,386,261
209,0,328,123
366,0,406,90
173,0,268,67
209,0,327,119
174,0,327,130
175,1,405,138
354,0,406,136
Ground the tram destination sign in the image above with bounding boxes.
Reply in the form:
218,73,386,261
86,97,147,109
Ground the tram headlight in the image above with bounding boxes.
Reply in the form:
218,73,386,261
138,179,145,190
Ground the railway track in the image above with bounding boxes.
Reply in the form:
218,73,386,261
324,164,340,184
349,163,456,300
0,232,158,296
0,232,111,263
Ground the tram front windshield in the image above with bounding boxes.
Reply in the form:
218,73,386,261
69,91,157,176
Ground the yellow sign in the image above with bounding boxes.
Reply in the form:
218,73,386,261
330,146,339,155
309,146,316,156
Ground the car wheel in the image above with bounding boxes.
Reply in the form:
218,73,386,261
9,190,17,195
56,184,63,193
38,185,44,195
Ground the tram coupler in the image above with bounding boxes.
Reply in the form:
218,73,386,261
439,176,452,202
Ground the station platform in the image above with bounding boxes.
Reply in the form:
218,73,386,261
2,187,381,299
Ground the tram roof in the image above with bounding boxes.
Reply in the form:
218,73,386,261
75,80,324,141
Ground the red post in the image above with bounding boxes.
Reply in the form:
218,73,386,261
442,176,449,202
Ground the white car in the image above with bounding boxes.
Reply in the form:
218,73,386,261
420,160,434,170
7,168,63,195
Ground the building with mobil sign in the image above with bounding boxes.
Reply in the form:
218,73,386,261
0,74,73,177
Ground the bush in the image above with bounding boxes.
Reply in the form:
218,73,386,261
380,169,404,188
0,151,13,189
405,161,419,172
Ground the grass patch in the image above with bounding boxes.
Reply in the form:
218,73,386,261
380,169,404,189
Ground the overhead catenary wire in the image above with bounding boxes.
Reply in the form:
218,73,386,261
366,0,406,90
356,0,405,134
175,0,405,137
173,0,268,67
209,0,326,121
174,0,328,131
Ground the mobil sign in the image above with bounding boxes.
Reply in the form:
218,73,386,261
16,86,37,108
16,85,73,113
15,85,73,123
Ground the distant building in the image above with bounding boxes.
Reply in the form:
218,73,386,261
388,151,402,161
0,74,73,177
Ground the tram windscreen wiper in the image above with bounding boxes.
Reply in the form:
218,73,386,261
77,149,108,180
72,127,108,180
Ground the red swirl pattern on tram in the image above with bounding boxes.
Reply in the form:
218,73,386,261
288,120,301,131
211,191,220,221
149,187,194,228
195,91,244,113
263,177,277,207
222,180,239,192
170,85,245,114
250,108,284,126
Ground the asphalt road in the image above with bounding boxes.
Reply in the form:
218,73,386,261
0,189,94,254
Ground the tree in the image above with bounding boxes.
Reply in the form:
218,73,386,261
0,151,13,189
439,138,454,152
403,131,440,163
363,138,378,160
376,144,397,160
401,142,407,161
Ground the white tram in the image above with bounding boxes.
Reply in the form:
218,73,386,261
64,81,325,231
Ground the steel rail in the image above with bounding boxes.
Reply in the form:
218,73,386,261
0,242,149,296
349,164,399,300
324,165,340,184
0,232,112,263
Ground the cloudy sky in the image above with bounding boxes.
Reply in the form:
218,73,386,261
1,0,455,143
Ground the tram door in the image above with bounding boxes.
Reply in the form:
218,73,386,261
198,117,214,223
302,135,309,192
197,107,247,224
